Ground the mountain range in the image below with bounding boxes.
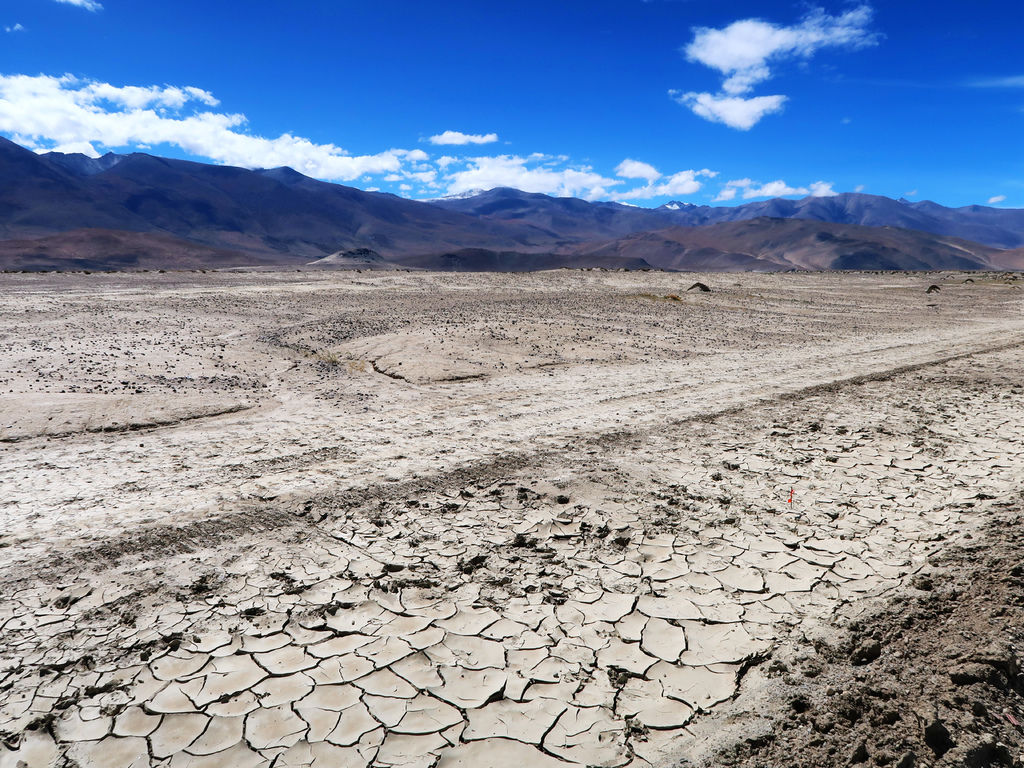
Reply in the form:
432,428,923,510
431,187,1024,250
1,136,1022,272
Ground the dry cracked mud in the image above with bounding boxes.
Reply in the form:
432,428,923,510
1,269,1023,768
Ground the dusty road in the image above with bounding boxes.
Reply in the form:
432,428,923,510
1,270,1022,767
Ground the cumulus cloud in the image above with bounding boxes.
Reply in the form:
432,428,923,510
615,158,661,183
407,169,437,185
714,177,836,201
54,0,102,11
428,130,498,146
611,168,717,201
444,154,620,200
5,23,25,33
671,91,787,130
0,74,413,181
988,195,1007,204
676,5,878,129
609,158,718,201
808,181,836,197
685,5,878,93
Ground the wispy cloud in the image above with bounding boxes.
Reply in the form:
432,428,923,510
54,0,103,11
4,23,25,32
969,75,1024,88
988,195,1007,204
714,178,836,201
427,130,498,146
675,5,879,129
0,74,414,181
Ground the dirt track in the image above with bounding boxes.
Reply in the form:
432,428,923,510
1,270,1023,768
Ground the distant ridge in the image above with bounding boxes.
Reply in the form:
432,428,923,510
0,136,554,264
1,136,1022,271
432,188,1024,250
565,218,1024,272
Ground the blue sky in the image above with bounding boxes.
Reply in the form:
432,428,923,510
1,0,1021,207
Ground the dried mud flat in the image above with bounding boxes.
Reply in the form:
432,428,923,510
1,269,1023,768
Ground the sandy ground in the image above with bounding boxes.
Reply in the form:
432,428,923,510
1,269,1023,768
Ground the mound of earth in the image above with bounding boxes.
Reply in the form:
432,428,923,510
306,247,403,270
690,502,1024,768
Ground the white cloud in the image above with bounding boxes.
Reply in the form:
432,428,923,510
0,74,412,182
428,130,498,146
5,23,25,32
854,184,866,192
1,73,849,208
47,140,98,155
615,158,661,182
677,5,878,129
444,154,620,200
671,91,787,130
988,195,1007,204
714,177,836,201
745,180,803,197
54,0,102,10
407,169,437,184
82,82,220,109
612,169,717,201
685,6,877,94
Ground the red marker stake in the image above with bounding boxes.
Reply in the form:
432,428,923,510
788,488,793,504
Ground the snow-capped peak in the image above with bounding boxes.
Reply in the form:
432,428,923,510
660,200,695,211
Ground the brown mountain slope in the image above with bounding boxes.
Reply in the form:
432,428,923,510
0,137,556,261
566,217,1022,271
0,229,260,271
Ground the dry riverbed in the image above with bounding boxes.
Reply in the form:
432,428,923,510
1,269,1023,768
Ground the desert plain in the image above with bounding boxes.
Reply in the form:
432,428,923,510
1,269,1023,768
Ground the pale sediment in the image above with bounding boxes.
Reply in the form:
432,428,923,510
1,270,1022,767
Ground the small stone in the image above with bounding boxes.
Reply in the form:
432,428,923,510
949,662,1000,687
849,741,869,764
